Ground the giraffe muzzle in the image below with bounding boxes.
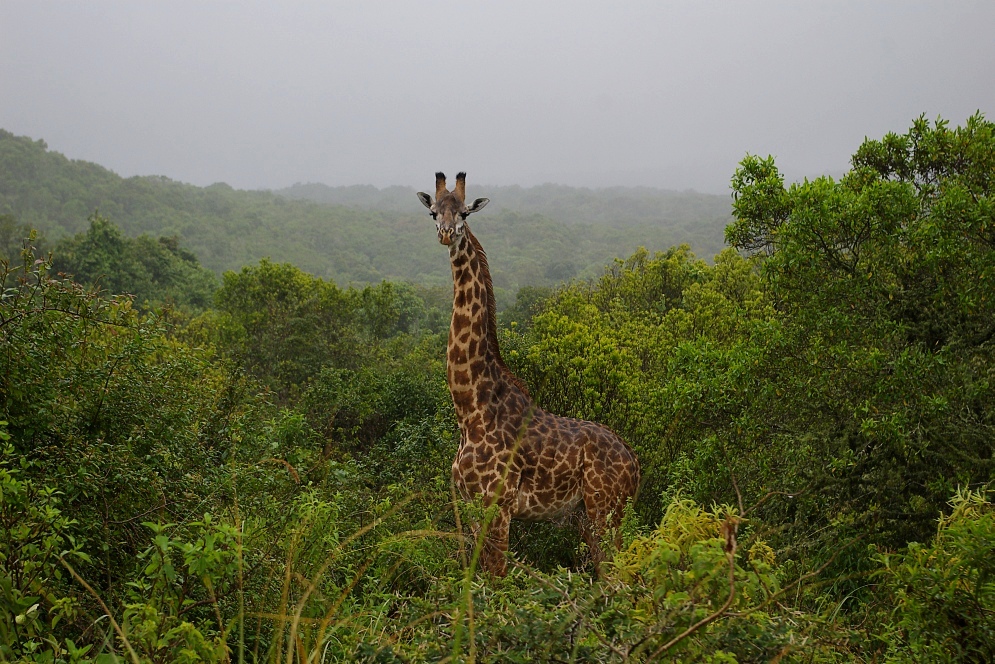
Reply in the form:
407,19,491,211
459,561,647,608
438,220,464,246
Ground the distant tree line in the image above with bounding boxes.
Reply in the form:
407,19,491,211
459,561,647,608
0,129,729,305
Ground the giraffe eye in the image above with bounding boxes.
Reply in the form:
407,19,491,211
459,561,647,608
431,212,438,220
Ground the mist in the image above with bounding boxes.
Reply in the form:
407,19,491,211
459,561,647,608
2,1,992,193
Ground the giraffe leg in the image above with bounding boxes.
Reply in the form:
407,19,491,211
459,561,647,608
578,507,607,576
582,490,629,577
477,505,511,577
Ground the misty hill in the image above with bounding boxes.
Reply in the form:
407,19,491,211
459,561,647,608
0,129,730,297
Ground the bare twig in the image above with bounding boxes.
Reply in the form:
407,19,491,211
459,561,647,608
108,494,173,525
730,470,745,516
742,489,808,518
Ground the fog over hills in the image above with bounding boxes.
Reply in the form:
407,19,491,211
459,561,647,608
0,129,730,299
3,4,991,194
277,182,732,230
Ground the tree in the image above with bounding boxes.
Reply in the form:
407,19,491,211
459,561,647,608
0,213,41,263
214,259,361,400
708,114,995,555
53,213,217,309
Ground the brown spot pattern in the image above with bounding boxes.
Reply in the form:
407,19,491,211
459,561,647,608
432,175,640,578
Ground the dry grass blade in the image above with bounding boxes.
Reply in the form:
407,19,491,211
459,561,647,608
307,554,375,661
284,493,418,664
58,556,141,664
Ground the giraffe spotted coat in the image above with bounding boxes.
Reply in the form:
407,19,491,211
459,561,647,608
418,172,640,576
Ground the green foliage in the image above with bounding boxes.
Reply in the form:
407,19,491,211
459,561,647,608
0,246,279,652
0,438,86,661
729,113,995,353
707,113,995,557
53,212,217,310
498,284,553,329
875,489,995,662
1,114,993,661
330,497,846,662
119,517,238,663
213,259,361,399
211,259,448,403
0,213,42,263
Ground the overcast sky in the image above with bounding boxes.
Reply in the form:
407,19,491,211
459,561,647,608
2,1,993,194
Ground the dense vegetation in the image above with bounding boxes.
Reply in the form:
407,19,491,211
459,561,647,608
1,114,993,662
0,129,728,305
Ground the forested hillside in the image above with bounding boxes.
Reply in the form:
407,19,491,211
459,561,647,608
0,130,728,301
278,181,730,231
2,115,994,662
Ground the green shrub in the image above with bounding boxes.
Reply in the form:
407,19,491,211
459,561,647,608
0,438,86,661
875,489,995,662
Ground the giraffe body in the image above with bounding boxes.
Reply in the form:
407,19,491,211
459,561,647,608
418,172,640,576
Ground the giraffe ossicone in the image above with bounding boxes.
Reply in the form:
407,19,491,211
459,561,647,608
417,172,640,577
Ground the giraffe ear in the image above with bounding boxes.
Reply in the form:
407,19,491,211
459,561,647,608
416,192,433,209
466,198,489,214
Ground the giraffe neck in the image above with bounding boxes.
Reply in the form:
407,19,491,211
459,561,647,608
446,229,529,423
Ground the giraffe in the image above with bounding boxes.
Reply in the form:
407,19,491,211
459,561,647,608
417,172,640,576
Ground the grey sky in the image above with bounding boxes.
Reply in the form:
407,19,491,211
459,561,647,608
2,1,993,194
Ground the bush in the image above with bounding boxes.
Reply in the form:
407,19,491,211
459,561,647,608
875,489,995,662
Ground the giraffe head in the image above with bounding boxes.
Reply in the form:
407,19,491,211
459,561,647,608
417,172,489,246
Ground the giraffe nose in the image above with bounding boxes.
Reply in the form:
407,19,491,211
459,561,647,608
439,231,453,245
